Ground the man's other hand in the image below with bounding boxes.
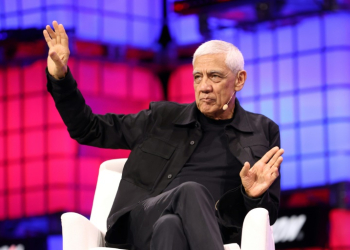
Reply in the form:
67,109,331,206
43,21,70,80
240,146,284,198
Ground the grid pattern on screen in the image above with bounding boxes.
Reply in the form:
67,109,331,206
0,0,163,48
168,12,350,190
0,58,164,220
1,0,350,218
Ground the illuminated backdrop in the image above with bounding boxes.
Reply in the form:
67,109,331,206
168,13,350,190
0,0,350,220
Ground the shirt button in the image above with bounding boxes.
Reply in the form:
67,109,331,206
168,174,173,179
190,140,195,145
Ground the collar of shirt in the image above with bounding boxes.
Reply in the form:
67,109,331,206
173,98,254,133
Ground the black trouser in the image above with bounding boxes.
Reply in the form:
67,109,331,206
127,182,225,250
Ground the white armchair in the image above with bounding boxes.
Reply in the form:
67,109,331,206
61,158,275,250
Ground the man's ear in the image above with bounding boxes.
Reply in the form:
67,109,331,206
234,70,247,92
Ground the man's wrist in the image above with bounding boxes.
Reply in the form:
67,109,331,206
46,67,76,93
49,70,68,80
241,186,262,200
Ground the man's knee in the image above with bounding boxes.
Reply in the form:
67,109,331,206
176,181,213,201
153,214,182,233
152,214,190,250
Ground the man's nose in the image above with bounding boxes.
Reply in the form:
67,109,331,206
199,76,212,92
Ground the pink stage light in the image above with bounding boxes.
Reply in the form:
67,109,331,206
1,58,164,219
330,209,350,248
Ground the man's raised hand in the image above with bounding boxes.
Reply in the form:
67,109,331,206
43,21,70,80
240,146,284,198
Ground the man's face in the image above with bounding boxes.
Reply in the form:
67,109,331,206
193,53,236,119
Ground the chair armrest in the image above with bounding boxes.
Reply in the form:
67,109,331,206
240,208,275,250
61,212,105,250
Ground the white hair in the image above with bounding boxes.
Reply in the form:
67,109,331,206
192,40,244,73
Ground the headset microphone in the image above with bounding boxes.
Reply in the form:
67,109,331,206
222,93,235,111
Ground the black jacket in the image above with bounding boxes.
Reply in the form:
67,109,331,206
47,68,280,248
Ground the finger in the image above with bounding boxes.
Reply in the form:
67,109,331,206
267,148,284,167
270,166,280,179
52,20,59,31
260,146,279,164
58,24,69,47
271,156,283,170
267,156,282,179
49,51,65,68
46,25,57,46
240,161,250,178
46,25,56,39
43,30,53,49
53,21,61,44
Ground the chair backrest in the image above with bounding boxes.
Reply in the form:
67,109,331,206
89,158,127,234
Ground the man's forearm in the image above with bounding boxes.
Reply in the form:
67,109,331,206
46,67,131,149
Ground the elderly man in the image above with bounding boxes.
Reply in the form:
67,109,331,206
44,21,283,250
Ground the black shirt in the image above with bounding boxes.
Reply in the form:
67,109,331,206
164,109,243,202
